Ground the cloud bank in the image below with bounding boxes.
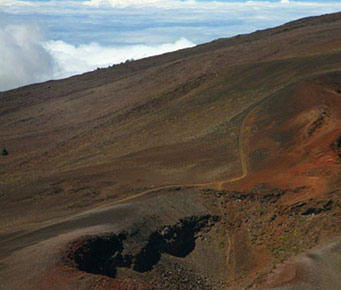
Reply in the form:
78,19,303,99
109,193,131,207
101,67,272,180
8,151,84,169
0,22,194,91
0,23,54,92
44,38,195,79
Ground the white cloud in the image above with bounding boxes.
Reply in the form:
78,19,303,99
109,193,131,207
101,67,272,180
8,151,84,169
81,0,338,9
0,0,33,7
0,21,194,91
83,0,194,8
44,38,195,79
0,23,54,91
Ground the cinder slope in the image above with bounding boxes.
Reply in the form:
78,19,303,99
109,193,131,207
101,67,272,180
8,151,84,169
0,12,340,290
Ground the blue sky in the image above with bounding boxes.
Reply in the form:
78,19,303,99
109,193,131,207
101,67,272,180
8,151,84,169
0,0,340,91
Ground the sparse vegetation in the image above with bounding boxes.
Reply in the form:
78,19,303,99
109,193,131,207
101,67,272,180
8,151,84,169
2,147,8,156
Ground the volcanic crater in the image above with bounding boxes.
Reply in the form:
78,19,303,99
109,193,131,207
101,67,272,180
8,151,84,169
66,215,220,278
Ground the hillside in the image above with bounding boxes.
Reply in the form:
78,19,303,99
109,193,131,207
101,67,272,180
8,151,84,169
0,12,341,290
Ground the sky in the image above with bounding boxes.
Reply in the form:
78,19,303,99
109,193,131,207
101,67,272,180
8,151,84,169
0,0,340,91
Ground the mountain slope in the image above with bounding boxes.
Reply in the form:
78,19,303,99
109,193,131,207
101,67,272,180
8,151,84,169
0,12,340,290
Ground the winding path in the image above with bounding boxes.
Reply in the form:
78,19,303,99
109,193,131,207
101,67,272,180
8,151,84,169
0,100,259,245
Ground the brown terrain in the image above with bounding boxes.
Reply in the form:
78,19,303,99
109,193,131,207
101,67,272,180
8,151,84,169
0,12,341,290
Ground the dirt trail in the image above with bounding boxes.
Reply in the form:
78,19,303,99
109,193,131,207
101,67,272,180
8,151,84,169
70,98,262,214
0,97,261,245
216,106,251,189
